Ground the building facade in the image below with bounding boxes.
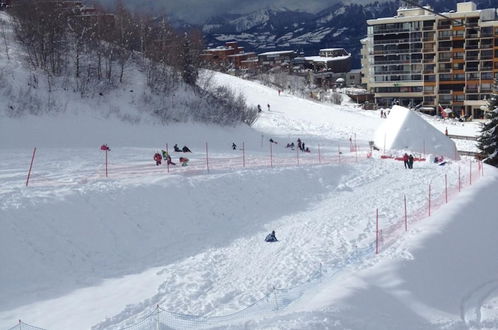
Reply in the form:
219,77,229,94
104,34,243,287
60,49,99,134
363,2,498,119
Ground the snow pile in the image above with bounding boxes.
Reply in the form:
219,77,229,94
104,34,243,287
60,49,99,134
374,105,460,160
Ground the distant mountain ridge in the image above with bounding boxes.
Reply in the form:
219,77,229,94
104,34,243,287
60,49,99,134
199,0,496,68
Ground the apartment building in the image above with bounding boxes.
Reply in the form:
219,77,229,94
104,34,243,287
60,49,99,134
362,2,498,119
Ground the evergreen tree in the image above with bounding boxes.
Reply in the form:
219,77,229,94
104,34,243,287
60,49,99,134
180,32,198,86
477,78,498,167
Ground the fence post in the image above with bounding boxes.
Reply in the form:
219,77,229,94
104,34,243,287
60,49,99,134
318,144,321,164
166,143,169,173
25,147,37,187
458,166,461,192
469,160,472,185
338,145,341,163
376,208,379,254
482,161,484,176
242,142,245,168
428,183,431,217
19,320,22,330
105,148,108,178
206,142,209,173
156,304,160,330
270,142,273,168
404,194,407,232
423,139,426,156
445,174,448,203
296,145,299,166
272,286,279,311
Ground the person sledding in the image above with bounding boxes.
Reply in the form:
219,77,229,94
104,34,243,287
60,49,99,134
179,157,189,167
182,145,192,153
153,152,162,166
265,230,278,242
161,150,176,165
174,144,182,152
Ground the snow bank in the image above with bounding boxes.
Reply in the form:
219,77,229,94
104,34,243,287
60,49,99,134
374,105,460,160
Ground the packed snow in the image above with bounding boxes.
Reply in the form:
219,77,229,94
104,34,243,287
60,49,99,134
1,11,497,329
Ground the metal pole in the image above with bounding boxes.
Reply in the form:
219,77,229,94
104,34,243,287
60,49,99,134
445,174,448,203
318,144,321,164
296,145,299,166
338,145,341,163
270,142,273,168
376,208,379,254
404,194,407,232
428,183,431,217
458,166,461,192
25,147,37,187
166,143,169,173
105,149,108,178
206,142,209,173
242,142,245,168
469,160,472,185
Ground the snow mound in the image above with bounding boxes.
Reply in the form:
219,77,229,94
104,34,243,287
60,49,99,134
374,106,460,160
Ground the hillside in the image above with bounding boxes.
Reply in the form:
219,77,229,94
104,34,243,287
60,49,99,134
1,9,498,330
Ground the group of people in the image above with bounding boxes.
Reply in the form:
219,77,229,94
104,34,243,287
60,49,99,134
257,104,271,113
402,153,415,169
154,145,192,167
285,138,310,152
174,144,191,153
380,109,390,119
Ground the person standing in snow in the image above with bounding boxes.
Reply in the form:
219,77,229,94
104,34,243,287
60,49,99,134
257,104,262,113
403,153,409,169
232,142,237,150
267,104,271,111
265,230,278,242
408,154,414,169
154,152,162,166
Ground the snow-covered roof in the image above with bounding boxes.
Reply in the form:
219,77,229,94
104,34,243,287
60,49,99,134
303,55,351,63
374,105,460,160
258,50,295,56
319,48,342,52
227,52,256,58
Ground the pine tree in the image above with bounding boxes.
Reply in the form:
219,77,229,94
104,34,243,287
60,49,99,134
477,78,498,167
180,32,198,86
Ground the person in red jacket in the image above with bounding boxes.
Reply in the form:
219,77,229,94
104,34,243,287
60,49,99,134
403,153,409,169
153,152,162,166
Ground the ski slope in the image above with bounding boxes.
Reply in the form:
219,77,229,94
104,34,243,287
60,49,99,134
1,70,497,330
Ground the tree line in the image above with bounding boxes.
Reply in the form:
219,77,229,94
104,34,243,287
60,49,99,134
6,0,257,125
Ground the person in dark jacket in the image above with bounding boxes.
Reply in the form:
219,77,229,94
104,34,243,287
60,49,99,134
232,142,237,150
182,145,192,153
174,144,181,152
403,153,409,169
153,153,162,166
408,154,414,169
265,230,278,242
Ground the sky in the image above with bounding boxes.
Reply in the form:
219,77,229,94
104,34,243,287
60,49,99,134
93,0,371,23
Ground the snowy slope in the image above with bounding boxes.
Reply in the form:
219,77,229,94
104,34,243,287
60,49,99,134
1,38,498,330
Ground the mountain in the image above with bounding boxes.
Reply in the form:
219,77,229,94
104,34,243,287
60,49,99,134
200,0,496,69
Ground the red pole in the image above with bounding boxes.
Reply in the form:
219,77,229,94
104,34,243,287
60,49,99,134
338,145,341,163
355,145,358,163
242,142,245,168
270,142,273,168
428,183,431,217
445,174,448,203
482,161,484,176
376,208,379,254
25,147,37,187
105,149,108,178
318,144,321,164
423,140,426,156
469,160,472,185
404,194,407,232
458,166,461,192
206,142,209,173
296,145,299,166
166,143,169,173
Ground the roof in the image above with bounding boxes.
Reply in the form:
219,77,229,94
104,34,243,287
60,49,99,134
258,50,295,56
303,55,351,63
319,48,343,52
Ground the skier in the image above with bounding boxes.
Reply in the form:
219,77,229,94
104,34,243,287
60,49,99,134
408,154,414,169
182,145,192,153
297,138,302,151
267,104,271,111
257,104,262,113
174,144,181,152
269,138,277,144
265,230,278,242
161,150,175,165
179,157,189,167
232,142,237,150
403,153,409,169
153,152,162,166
